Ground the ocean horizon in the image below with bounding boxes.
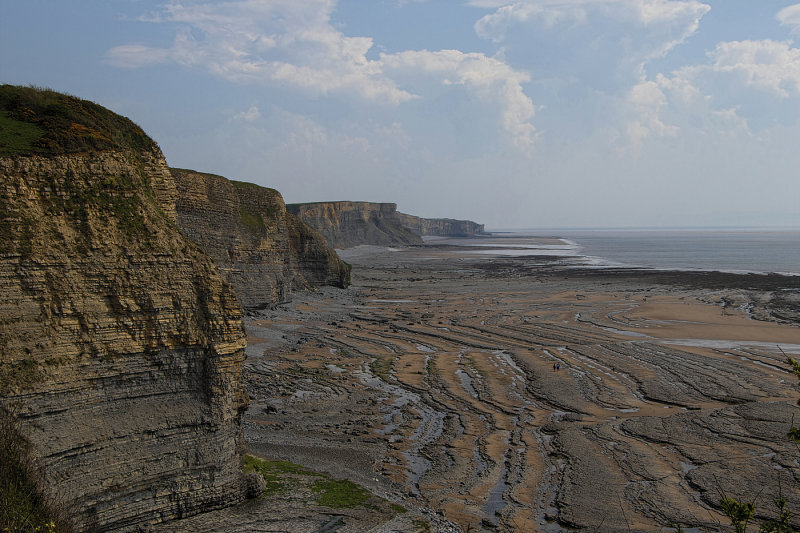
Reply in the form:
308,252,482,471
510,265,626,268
477,227,800,275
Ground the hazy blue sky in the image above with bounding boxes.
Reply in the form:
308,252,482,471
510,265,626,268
2,0,800,229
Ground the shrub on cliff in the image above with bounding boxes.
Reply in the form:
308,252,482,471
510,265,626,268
0,84,156,156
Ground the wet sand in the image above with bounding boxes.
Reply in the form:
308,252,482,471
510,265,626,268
177,238,800,532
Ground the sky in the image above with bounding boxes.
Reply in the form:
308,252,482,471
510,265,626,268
2,0,800,229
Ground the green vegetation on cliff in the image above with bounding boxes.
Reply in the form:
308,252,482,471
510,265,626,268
0,111,44,155
238,207,266,233
0,161,157,258
0,85,156,156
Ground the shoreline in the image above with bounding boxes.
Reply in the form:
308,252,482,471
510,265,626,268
163,241,800,532
421,231,800,277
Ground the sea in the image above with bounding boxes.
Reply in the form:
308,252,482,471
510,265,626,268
479,228,800,276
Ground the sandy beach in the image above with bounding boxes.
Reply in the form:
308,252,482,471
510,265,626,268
163,237,800,532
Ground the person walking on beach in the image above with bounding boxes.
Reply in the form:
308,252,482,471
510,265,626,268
556,362,561,371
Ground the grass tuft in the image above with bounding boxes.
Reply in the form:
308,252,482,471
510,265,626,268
370,357,394,382
243,454,404,515
310,478,371,509
390,503,407,514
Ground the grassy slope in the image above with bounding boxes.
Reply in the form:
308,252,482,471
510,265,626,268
0,84,155,156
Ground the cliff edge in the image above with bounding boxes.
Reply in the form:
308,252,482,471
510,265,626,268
171,169,350,310
0,85,248,531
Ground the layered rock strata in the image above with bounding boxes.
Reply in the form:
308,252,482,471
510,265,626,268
396,212,484,237
171,169,350,310
287,201,423,249
0,88,248,531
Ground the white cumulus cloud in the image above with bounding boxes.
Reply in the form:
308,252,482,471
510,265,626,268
777,4,800,35
234,105,261,122
382,49,537,152
625,78,677,147
110,0,538,154
115,0,415,104
474,0,709,62
105,44,170,68
706,39,800,98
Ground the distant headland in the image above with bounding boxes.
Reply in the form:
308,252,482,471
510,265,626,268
287,201,485,249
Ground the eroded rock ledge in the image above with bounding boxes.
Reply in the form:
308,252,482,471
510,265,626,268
171,169,350,310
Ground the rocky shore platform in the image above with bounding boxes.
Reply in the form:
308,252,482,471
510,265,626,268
172,239,800,532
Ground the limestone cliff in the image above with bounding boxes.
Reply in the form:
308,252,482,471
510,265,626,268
171,169,350,310
396,213,485,237
0,86,247,531
287,202,423,249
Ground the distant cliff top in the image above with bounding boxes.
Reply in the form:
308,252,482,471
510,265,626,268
287,201,397,208
0,84,156,156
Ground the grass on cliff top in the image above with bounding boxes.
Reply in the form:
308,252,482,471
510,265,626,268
230,179,280,196
0,84,156,156
0,111,44,155
170,168,281,198
169,167,229,183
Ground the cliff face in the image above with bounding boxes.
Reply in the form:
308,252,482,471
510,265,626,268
286,202,423,249
0,87,248,531
396,213,484,237
171,169,350,310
